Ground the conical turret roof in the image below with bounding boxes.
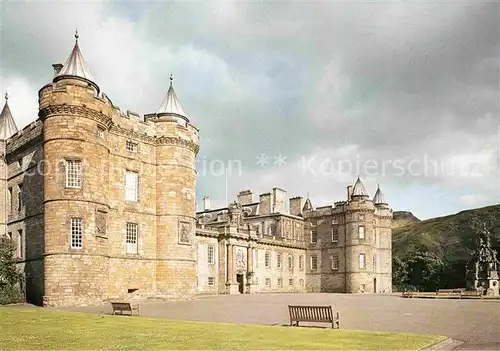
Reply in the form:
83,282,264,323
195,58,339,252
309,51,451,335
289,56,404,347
0,93,19,140
55,31,99,92
352,176,369,197
156,75,188,121
302,194,313,211
373,184,387,204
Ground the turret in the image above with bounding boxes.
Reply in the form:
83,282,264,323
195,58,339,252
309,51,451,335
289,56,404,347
39,32,112,306
351,176,369,200
147,75,199,297
0,93,19,140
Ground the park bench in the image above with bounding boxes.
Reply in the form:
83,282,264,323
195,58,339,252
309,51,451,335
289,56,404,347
402,291,414,298
436,288,465,296
288,305,339,329
110,302,141,316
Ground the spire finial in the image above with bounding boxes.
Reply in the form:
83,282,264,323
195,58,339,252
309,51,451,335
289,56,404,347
170,73,173,87
75,29,79,43
307,192,310,198
5,92,8,101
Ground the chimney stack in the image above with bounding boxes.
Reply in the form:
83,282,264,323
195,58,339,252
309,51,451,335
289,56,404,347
52,63,63,77
347,185,353,201
202,196,210,211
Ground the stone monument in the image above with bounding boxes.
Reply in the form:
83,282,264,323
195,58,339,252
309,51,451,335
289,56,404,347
466,223,499,296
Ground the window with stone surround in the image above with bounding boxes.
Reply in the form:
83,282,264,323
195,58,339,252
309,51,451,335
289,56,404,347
277,253,282,269
97,126,105,138
267,223,277,236
208,277,215,286
331,254,339,270
265,251,271,268
126,140,138,152
359,253,366,269
289,279,293,287
288,255,293,271
70,218,83,249
125,170,138,202
311,229,317,243
18,183,24,211
331,226,338,243
265,278,271,287
278,278,283,288
126,223,138,254
358,225,365,240
65,160,82,188
310,255,318,271
17,230,23,259
299,255,304,270
208,245,215,264
8,187,12,214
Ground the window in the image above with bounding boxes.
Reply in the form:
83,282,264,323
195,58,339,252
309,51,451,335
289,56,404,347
7,232,11,240
97,126,105,138
311,229,317,243
331,227,338,243
254,249,258,268
299,255,304,270
300,279,304,287
265,278,271,287
70,218,83,249
265,252,271,268
359,253,366,269
208,277,215,286
358,225,365,240
65,160,82,188
126,223,138,254
267,224,277,236
126,141,138,152
277,253,282,268
8,187,12,213
278,278,283,288
208,245,215,264
18,184,23,211
331,254,339,270
331,219,338,225
125,170,138,202
289,279,293,287
288,255,293,271
310,255,318,271
17,230,23,259
373,227,377,244
373,255,376,271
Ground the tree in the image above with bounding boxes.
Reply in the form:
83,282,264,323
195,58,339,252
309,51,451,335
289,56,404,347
0,236,23,304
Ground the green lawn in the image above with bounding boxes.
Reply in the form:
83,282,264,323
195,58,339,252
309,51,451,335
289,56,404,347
0,307,446,350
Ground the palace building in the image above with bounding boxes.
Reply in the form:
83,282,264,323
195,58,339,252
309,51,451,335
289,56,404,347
0,33,392,307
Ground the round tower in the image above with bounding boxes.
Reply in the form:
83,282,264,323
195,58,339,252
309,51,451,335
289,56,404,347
345,176,376,293
39,32,112,306
373,184,392,293
148,76,199,297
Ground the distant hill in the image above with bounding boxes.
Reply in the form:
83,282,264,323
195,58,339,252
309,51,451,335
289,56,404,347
392,204,500,288
392,211,420,228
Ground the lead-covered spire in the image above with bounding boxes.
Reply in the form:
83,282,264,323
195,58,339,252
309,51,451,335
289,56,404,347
156,75,188,121
352,176,369,198
0,92,19,140
54,30,99,93
373,184,387,205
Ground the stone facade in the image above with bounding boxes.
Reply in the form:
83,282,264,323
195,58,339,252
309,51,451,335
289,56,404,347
196,186,393,295
1,34,392,306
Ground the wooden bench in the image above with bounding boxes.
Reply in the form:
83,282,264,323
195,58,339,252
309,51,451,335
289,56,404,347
110,302,141,316
436,288,465,295
288,305,339,329
402,291,415,298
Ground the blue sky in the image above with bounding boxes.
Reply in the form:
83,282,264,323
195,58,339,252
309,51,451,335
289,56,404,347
1,1,499,220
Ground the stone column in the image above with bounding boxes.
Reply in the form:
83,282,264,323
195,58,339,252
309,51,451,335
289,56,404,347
226,244,233,284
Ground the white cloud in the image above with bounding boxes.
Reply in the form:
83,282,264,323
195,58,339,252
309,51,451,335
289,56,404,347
460,194,488,206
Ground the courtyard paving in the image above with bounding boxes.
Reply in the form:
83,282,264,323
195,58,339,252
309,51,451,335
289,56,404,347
58,293,500,350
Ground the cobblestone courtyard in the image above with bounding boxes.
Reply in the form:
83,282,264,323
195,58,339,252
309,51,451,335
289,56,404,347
58,293,500,350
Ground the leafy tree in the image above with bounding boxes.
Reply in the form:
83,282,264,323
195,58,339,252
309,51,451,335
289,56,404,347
403,249,446,291
0,237,23,304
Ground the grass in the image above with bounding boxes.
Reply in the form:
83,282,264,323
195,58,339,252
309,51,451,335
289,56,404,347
0,307,446,350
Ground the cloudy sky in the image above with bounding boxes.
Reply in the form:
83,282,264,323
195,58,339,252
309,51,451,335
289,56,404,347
1,1,499,220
